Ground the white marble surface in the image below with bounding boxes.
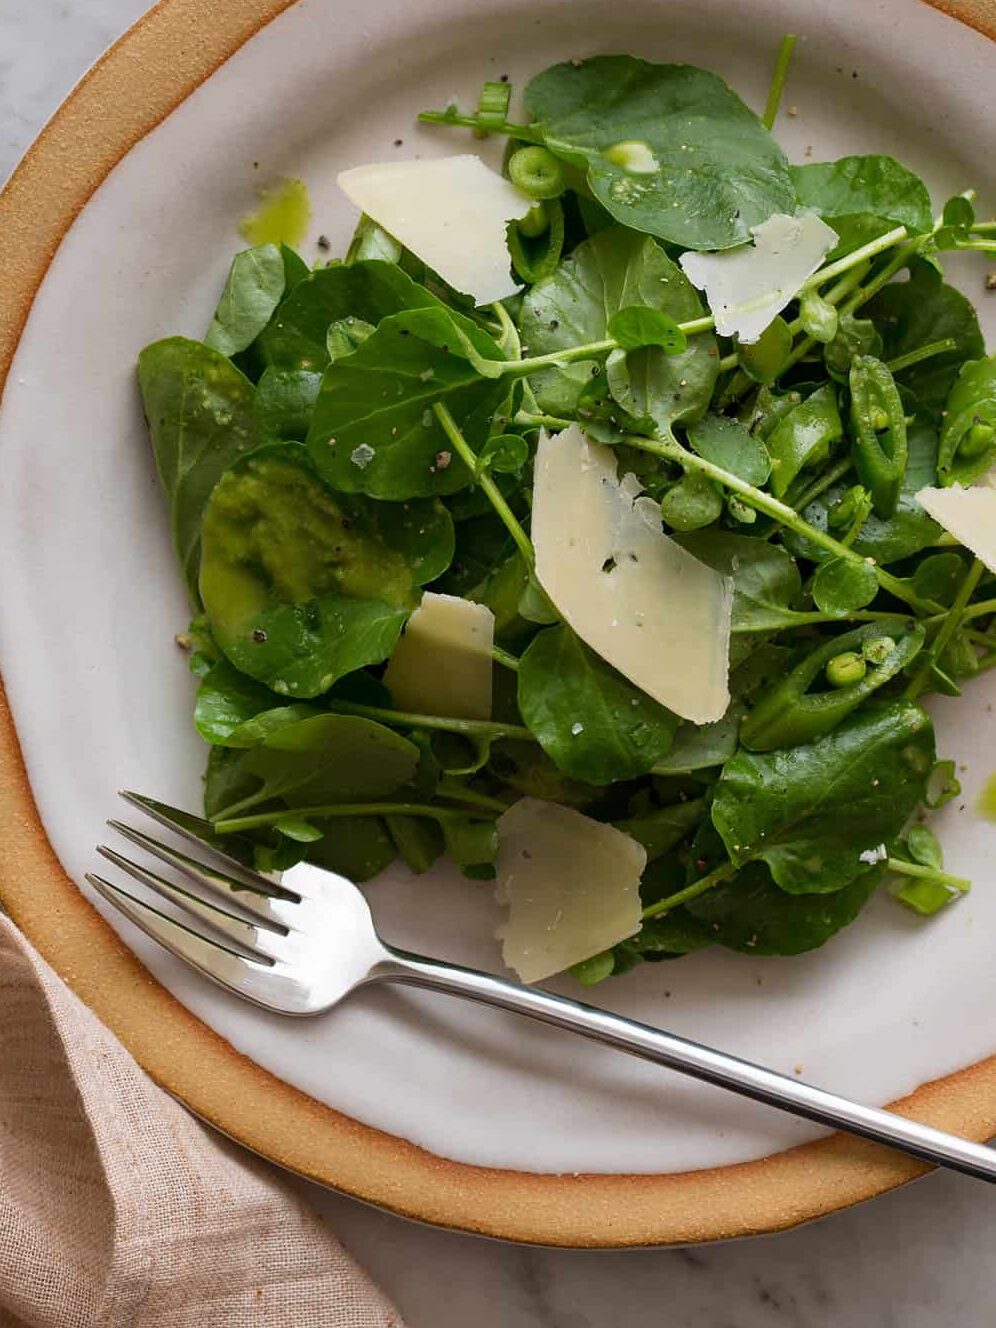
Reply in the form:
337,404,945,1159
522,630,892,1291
2,3,994,1324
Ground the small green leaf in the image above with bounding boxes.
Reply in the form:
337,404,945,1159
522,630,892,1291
812,557,878,614
254,367,322,442
686,414,771,486
906,824,944,870
327,316,376,361
765,384,843,499
205,244,287,356
570,950,616,985
890,876,959,916
738,317,792,385
479,433,530,475
274,817,325,843
660,472,723,531
608,306,687,353
924,758,961,809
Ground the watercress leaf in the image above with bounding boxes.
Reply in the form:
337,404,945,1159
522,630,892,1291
687,857,882,954
386,813,444,874
649,706,742,773
764,384,843,498
351,496,455,585
306,306,508,498
925,758,961,808
280,245,310,288
616,797,706,861
346,214,403,265
812,557,879,614
676,531,802,631
738,317,792,385
912,551,965,605
938,356,996,486
441,815,499,869
659,471,723,532
523,56,795,250
686,414,771,486
307,814,397,882
624,907,713,956
866,259,984,412
210,712,419,817
712,700,935,894
517,227,717,430
906,823,944,870
824,313,882,381
255,259,442,371
942,194,975,231
518,624,679,783
199,444,415,696
786,414,941,566
137,337,262,603
194,656,311,744
790,156,933,236
273,817,324,843
205,244,287,357
607,306,687,353
327,316,376,361
254,366,322,440
479,433,530,475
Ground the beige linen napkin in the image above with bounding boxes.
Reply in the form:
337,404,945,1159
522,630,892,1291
0,915,404,1328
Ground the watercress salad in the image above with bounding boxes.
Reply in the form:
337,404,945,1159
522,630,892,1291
138,39,996,985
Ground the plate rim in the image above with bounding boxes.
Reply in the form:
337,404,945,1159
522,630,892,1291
1,0,994,1248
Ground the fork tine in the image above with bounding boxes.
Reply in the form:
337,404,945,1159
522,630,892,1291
117,790,293,895
96,844,273,953
106,820,294,927
85,871,276,995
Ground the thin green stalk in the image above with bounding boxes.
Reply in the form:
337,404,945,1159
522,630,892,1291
436,783,511,814
503,336,618,376
907,558,985,698
730,609,898,634
514,409,574,431
886,858,971,893
886,337,957,375
624,433,939,614
787,457,854,512
433,401,535,567
798,226,908,295
491,644,521,672
951,239,996,253
326,696,534,742
418,109,541,142
842,237,921,315
215,801,496,835
642,861,738,919
977,651,996,674
762,34,798,129
971,221,996,234
962,597,996,623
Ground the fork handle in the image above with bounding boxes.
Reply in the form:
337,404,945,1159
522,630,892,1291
378,948,996,1183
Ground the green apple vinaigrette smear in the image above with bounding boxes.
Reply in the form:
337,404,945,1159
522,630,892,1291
138,38,995,984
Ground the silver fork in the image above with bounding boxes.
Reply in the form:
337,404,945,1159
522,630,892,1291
87,790,996,1183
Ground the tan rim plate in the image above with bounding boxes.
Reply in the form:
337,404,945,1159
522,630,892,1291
0,0,994,1247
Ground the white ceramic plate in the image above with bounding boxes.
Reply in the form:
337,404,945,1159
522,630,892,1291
0,0,993,1246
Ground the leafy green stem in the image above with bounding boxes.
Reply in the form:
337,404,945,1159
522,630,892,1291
886,337,958,375
491,644,522,672
417,108,542,142
642,860,738,919
762,33,798,129
326,696,535,742
504,336,619,376
785,457,854,512
886,857,971,892
433,401,535,567
801,225,909,295
906,558,985,697
215,801,497,835
436,782,511,813
514,409,575,431
625,433,938,613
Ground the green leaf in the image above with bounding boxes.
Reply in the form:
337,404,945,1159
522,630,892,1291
912,552,966,606
518,625,679,783
676,531,802,631
786,415,941,566
607,306,686,352
738,317,792,386
274,816,324,843
790,156,933,235
194,657,318,745
255,259,442,371
307,814,398,883
523,56,795,250
660,472,723,531
906,823,944,870
925,758,961,809
205,244,287,356
686,414,771,486
616,798,706,861
327,316,376,361
355,496,455,586
824,313,882,381
688,857,881,954
137,337,261,602
254,367,322,441
812,557,879,614
478,433,530,475
441,815,500,870
517,227,717,431
712,700,935,894
866,260,984,412
306,306,508,499
209,712,420,818
938,356,996,485
199,444,415,696
386,814,444,874
890,876,958,916
765,384,843,499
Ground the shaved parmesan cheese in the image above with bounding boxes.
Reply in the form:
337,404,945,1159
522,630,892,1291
496,798,645,983
532,426,732,723
384,592,494,719
337,155,531,306
915,485,996,572
679,212,837,343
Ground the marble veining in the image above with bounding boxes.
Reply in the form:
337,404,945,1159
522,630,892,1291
3,3,994,1324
